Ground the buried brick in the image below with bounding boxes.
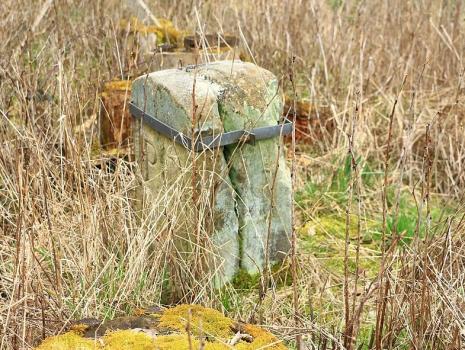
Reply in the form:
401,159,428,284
100,80,132,149
283,96,334,145
131,61,292,285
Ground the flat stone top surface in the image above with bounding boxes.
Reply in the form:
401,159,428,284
132,60,280,135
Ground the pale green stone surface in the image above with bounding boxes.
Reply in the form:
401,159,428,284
132,69,239,285
197,62,292,272
132,61,291,281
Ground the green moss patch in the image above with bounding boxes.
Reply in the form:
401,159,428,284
299,214,381,277
35,305,287,349
158,304,233,339
35,331,100,350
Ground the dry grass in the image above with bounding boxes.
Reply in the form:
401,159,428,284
1,0,465,349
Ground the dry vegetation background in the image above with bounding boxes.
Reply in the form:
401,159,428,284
1,0,465,349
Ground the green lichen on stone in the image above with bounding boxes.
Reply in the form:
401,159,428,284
131,60,292,282
202,62,292,273
132,67,240,287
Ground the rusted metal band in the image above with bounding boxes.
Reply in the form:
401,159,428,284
129,102,293,152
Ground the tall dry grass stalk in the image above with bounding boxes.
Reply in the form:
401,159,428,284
1,0,465,349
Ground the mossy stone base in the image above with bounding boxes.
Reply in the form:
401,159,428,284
35,305,287,349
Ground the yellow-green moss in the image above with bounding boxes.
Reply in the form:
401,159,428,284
35,305,288,349
236,324,286,350
152,334,198,350
103,330,155,350
154,334,239,350
159,304,233,339
157,306,286,349
119,17,182,43
100,80,131,100
69,323,89,335
35,332,97,350
103,80,132,92
299,215,380,277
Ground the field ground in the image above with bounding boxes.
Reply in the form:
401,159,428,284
1,0,465,349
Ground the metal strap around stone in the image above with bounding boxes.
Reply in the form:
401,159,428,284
129,102,293,152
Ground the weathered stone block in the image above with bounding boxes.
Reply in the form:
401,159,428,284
132,69,239,287
132,61,291,283
195,63,292,272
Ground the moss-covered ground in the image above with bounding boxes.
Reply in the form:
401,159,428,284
35,304,286,350
291,153,452,348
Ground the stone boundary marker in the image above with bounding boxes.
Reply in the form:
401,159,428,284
131,60,292,285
